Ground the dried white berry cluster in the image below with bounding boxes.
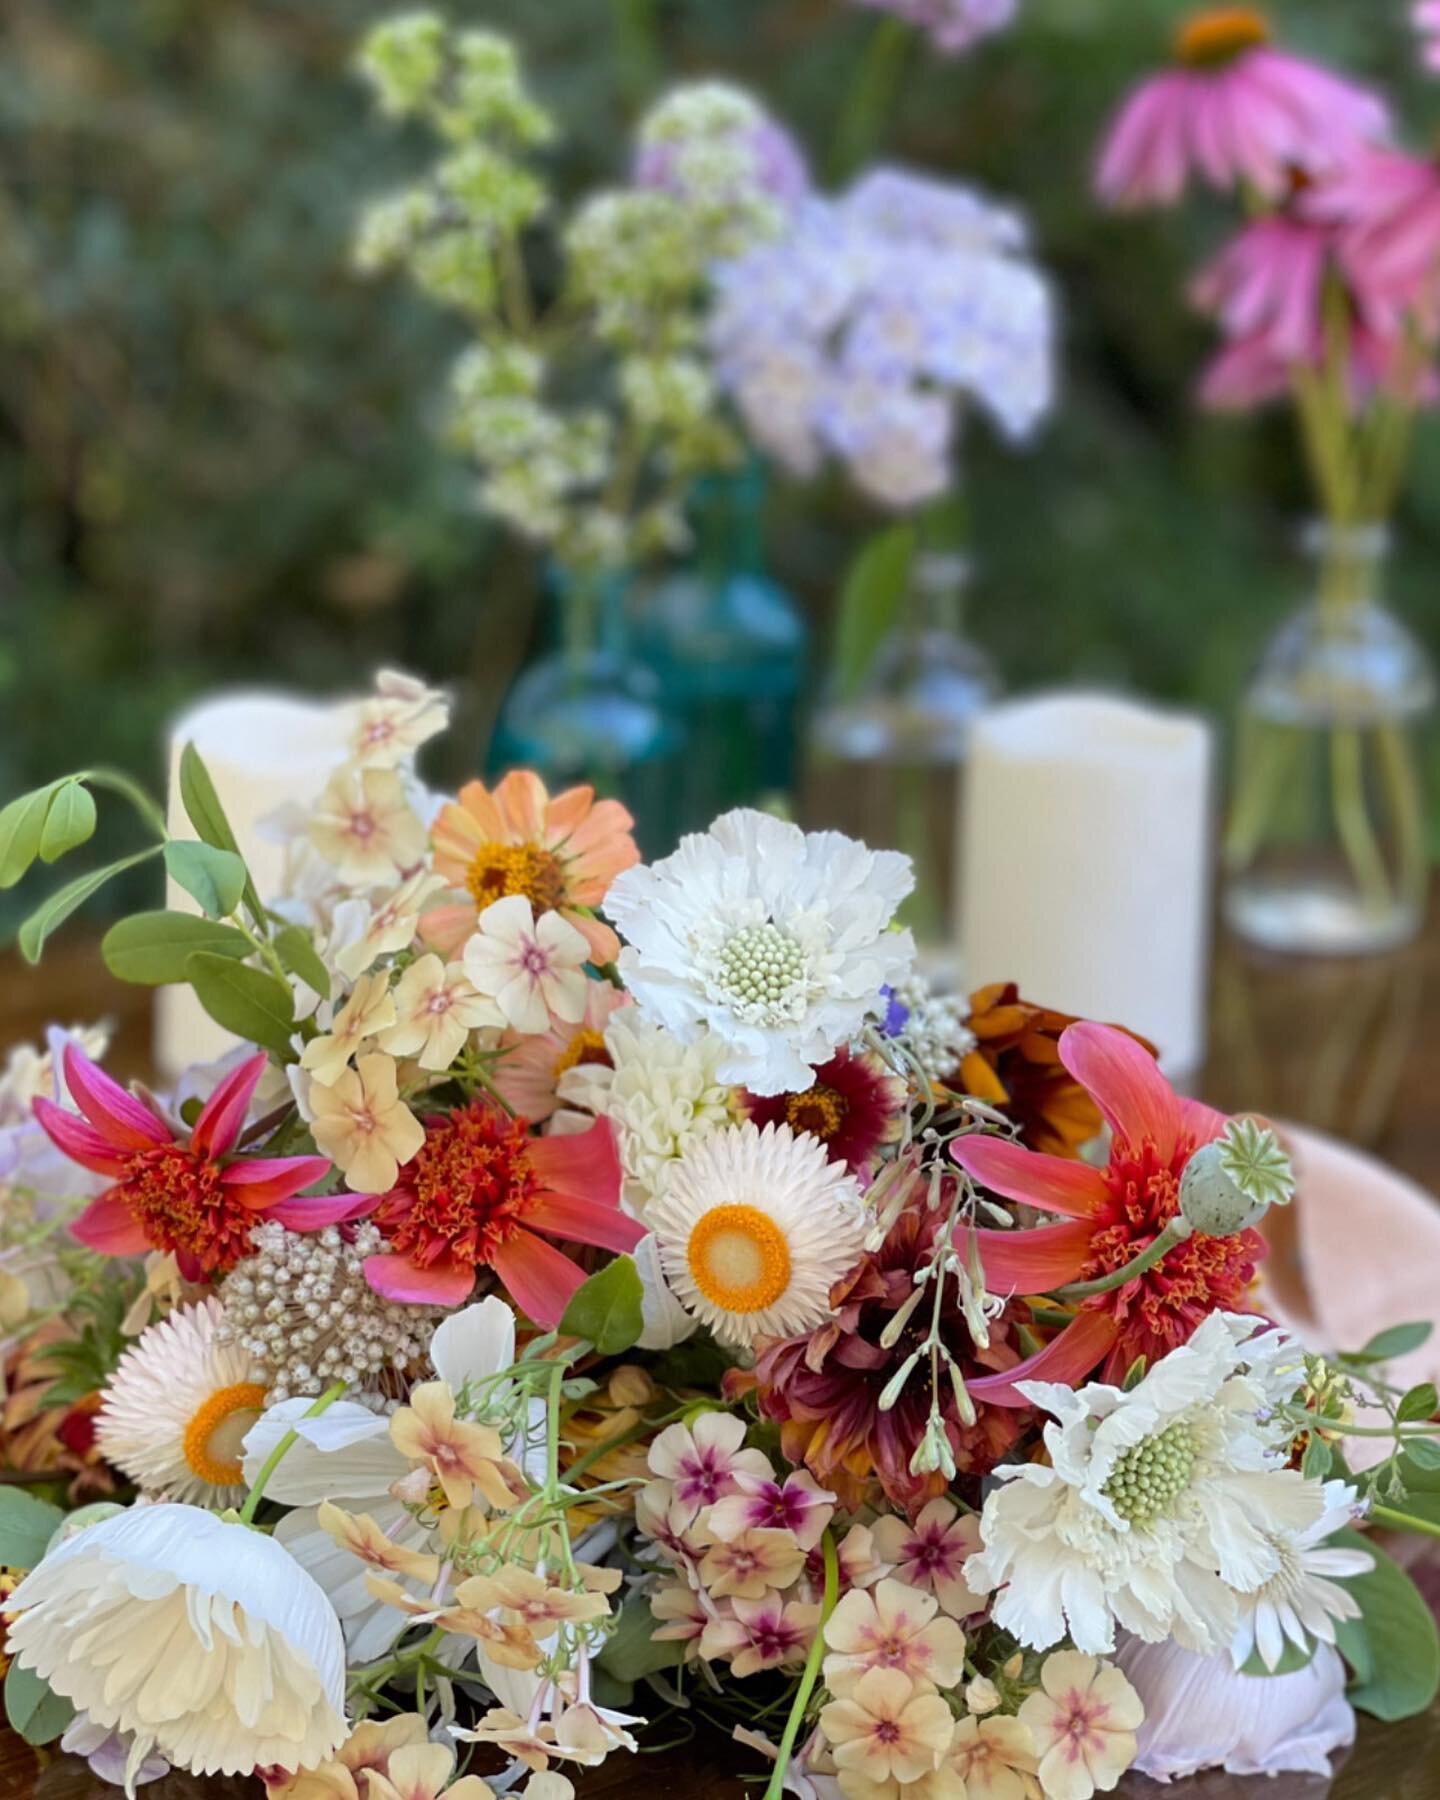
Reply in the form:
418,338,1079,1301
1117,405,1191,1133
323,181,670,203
892,976,978,1087
216,1221,442,1409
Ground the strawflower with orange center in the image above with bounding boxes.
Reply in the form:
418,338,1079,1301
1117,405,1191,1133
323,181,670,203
952,1022,1264,1402
422,770,640,966
34,1047,339,1281
359,1100,642,1324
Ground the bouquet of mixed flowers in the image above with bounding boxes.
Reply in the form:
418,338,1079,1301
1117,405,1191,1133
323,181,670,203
0,673,1437,1800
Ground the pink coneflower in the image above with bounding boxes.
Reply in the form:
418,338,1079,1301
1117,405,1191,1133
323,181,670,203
951,1022,1264,1401
1418,2,1440,73
360,1103,642,1323
1096,8,1389,209
490,981,630,1122
1308,147,1440,334
740,1045,906,1179
33,1049,336,1280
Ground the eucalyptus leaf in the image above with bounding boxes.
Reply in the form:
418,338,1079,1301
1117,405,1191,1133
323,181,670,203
558,1256,644,1356
1239,1636,1317,1678
186,952,296,1059
17,847,163,964
4,1662,74,1746
1403,1439,1440,1473
830,523,917,701
37,781,97,864
0,1489,64,1570
1397,1383,1439,1425
0,783,64,890
102,911,252,986
1332,1528,1440,1721
1351,1322,1434,1364
165,840,247,919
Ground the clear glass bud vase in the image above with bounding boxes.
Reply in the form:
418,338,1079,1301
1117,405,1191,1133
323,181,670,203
1223,524,1435,955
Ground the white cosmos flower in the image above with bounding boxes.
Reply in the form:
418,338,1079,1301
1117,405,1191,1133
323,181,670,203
8,1504,346,1780
1230,1481,1370,1672
969,1314,1347,1658
649,1121,866,1349
96,1298,268,1508
605,808,915,1095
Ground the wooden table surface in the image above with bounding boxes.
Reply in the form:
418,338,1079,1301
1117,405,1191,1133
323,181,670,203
3,917,1440,1799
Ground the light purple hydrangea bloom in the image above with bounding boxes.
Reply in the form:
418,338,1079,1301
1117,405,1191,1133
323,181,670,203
709,167,1053,510
854,0,1017,56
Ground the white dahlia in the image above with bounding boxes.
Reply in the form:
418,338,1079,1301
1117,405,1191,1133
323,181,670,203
96,1297,268,1508
7,1504,347,1780
969,1314,1352,1658
604,808,915,1095
649,1121,866,1349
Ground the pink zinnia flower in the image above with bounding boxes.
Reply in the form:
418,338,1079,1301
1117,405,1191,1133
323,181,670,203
34,1048,337,1280
1096,8,1389,209
359,1103,642,1322
951,1022,1264,1401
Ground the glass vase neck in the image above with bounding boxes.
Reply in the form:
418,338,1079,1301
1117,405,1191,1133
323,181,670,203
911,551,971,634
1302,520,1390,620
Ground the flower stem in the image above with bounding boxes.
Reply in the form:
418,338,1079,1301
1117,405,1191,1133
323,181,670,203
763,1530,839,1800
1370,1504,1440,1542
238,1380,348,1525
830,15,911,182
1052,1218,1190,1302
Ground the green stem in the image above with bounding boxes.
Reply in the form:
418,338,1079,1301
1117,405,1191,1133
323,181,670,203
563,1406,687,1486
1371,1504,1440,1542
610,0,662,109
1330,726,1393,917
1053,1219,1190,1302
1375,723,1427,915
763,1530,839,1800
238,1380,348,1524
1223,722,1302,871
82,769,169,840
830,15,911,182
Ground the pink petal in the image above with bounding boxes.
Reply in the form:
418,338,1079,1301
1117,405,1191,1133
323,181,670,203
1058,1023,1183,1161
525,1189,644,1255
62,1045,168,1151
1179,1097,1229,1150
31,1097,128,1176
527,1116,622,1207
417,903,478,959
951,1137,1108,1219
363,1251,475,1306
70,1191,150,1257
220,1154,333,1210
968,1222,1096,1294
269,1189,378,1230
490,1229,585,1329
192,1053,268,1158
968,1308,1121,1409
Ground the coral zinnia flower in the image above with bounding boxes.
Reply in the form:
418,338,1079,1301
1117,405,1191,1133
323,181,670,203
1096,8,1388,209
360,1103,642,1324
422,771,639,967
739,1197,1028,1511
34,1048,336,1280
958,984,1119,1160
951,1023,1263,1403
741,1046,905,1179
490,980,629,1122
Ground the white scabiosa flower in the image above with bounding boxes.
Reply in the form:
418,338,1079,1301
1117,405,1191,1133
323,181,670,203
969,1314,1351,1658
95,1298,268,1508
649,1121,866,1349
605,809,915,1096
556,1008,736,1211
1230,1482,1370,1672
7,1504,347,1780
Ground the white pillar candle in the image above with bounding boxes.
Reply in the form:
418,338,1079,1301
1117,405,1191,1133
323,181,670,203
153,691,360,1079
956,692,1214,1079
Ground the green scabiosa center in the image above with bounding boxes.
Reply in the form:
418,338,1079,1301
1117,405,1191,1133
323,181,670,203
1103,1419,1196,1526
715,923,807,1025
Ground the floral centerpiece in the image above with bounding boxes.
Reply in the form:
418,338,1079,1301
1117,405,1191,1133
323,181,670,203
0,677,1437,1799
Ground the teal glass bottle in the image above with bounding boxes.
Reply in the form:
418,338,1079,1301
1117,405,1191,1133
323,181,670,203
634,461,808,835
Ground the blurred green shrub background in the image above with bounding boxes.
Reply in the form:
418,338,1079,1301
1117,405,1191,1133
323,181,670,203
3,0,1438,908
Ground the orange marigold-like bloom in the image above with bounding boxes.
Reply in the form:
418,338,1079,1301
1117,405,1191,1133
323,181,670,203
422,771,640,967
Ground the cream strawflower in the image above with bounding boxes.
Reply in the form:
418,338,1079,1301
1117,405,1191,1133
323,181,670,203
555,1008,735,1211
463,895,591,1033
309,1052,424,1192
649,1121,866,1349
301,974,398,1087
379,953,502,1071
1018,1651,1142,1800
310,767,428,887
7,1504,347,1780
96,1297,268,1507
969,1314,1341,1656
605,808,915,1094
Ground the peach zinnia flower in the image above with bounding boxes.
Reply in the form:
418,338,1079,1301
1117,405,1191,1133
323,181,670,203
423,771,639,966
491,980,630,1122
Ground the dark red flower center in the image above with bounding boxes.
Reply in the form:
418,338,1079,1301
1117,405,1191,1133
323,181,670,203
375,1101,542,1272
119,1144,254,1277
784,1085,849,1142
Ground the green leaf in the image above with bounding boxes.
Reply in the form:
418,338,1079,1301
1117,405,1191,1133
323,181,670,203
1398,1383,1439,1425
558,1256,644,1356
1301,1435,1333,1480
596,1594,685,1685
1352,1322,1434,1364
1239,1636,1317,1678
274,924,332,1000
186,952,296,1059
1332,1528,1440,1721
4,1663,74,1746
0,1489,63,1569
102,911,252,986
37,781,97,864
17,847,163,965
0,782,64,890
179,742,263,920
165,840,247,919
1404,1438,1440,1472
830,523,917,700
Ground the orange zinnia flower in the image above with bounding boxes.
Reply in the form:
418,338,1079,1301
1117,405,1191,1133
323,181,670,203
422,771,639,967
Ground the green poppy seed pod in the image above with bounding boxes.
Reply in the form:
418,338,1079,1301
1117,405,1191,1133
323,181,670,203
1179,1141,1269,1239
45,1501,127,1558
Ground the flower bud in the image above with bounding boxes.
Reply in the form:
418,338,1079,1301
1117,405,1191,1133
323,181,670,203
966,1677,1001,1715
1180,1118,1294,1238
